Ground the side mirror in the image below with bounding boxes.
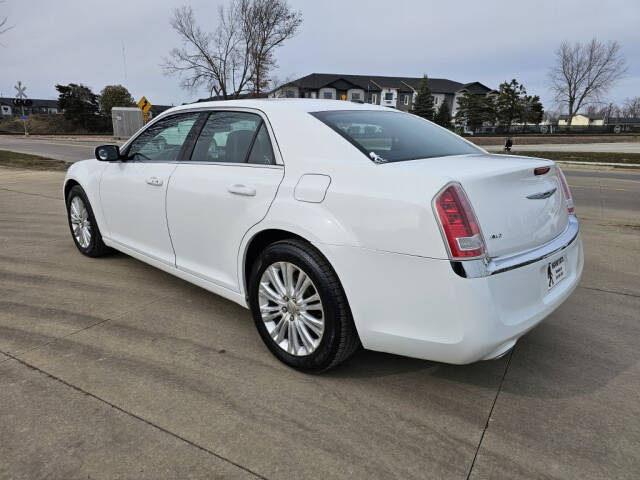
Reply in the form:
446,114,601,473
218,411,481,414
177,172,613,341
95,145,121,162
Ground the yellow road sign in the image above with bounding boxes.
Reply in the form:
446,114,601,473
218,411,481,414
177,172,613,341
137,96,152,114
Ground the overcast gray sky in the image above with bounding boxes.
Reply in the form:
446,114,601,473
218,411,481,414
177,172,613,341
1,0,638,111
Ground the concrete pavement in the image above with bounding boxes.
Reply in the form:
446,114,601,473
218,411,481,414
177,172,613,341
0,166,639,479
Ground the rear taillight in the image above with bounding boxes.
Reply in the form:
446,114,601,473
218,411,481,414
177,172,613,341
433,183,486,259
556,168,575,215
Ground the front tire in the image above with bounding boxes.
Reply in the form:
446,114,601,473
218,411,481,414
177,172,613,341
248,239,360,373
66,185,111,257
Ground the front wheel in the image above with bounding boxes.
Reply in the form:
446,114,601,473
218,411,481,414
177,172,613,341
248,239,359,373
66,185,111,257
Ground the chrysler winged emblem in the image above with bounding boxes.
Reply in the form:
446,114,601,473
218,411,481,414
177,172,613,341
527,187,557,200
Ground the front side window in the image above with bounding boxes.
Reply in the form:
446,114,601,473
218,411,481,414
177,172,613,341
351,92,361,101
311,110,481,163
286,89,296,98
323,91,333,99
127,113,199,162
384,92,394,101
190,111,275,164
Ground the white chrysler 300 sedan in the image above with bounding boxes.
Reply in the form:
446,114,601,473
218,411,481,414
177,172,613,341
63,99,583,372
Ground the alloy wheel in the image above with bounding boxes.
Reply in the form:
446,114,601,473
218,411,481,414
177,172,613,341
69,196,92,249
258,261,325,356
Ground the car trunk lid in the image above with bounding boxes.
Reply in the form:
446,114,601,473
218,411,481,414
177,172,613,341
391,153,570,258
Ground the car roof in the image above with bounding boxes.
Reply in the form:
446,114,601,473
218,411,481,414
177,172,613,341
162,98,394,117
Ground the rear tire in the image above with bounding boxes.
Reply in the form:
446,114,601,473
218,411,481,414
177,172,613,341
248,239,360,373
66,185,111,257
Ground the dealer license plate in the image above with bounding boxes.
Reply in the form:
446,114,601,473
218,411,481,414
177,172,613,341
546,255,567,291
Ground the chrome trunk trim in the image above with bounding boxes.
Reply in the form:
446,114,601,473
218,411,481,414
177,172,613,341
451,215,579,279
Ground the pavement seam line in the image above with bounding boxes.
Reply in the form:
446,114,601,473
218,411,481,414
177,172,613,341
10,295,173,360
578,285,640,299
465,348,514,480
0,349,269,480
0,186,60,200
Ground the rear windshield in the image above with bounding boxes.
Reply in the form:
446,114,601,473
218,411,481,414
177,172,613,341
311,110,481,163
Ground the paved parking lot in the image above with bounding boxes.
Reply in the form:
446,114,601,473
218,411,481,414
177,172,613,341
0,166,639,479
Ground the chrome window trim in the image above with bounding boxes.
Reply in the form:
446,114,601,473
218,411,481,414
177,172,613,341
175,161,284,169
109,160,283,169
451,215,580,278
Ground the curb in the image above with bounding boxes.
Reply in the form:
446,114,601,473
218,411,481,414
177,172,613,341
555,160,640,169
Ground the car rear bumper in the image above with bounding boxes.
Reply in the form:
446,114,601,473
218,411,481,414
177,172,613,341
325,224,584,364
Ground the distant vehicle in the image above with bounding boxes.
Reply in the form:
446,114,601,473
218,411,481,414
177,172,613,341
63,99,583,372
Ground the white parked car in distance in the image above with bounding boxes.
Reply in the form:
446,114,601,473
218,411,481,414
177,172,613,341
64,99,583,372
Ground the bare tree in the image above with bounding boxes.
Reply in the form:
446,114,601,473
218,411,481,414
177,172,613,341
1,0,13,42
623,97,640,119
164,5,249,99
549,39,627,125
242,0,302,95
164,1,301,100
267,73,298,97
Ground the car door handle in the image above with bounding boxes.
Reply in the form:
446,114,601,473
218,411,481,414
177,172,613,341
227,184,256,196
146,176,163,187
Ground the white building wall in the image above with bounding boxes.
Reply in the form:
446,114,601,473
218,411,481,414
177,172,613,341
347,88,365,102
452,92,465,117
269,86,299,98
319,87,336,100
283,86,299,98
380,88,398,108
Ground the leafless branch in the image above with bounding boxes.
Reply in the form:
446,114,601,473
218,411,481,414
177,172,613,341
0,0,14,46
549,38,627,125
623,97,640,119
163,1,302,99
242,0,303,95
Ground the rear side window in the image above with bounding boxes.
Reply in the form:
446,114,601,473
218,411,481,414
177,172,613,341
311,110,481,163
190,111,275,164
246,123,275,165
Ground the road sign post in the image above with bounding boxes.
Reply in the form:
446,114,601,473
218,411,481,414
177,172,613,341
137,96,152,124
14,81,29,136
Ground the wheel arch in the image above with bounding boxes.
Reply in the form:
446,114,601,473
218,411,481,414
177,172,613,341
63,160,109,237
241,228,311,298
63,178,80,201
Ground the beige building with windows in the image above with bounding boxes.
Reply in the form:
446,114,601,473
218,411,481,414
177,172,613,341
269,73,494,115
558,114,605,126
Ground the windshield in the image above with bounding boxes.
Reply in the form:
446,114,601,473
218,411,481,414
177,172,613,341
311,110,482,163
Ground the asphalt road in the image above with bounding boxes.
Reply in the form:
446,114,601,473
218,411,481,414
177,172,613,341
0,166,638,479
566,168,640,224
0,135,122,162
485,142,640,153
1,135,640,163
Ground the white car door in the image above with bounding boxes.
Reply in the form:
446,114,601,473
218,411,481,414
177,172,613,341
100,112,201,265
166,110,284,291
